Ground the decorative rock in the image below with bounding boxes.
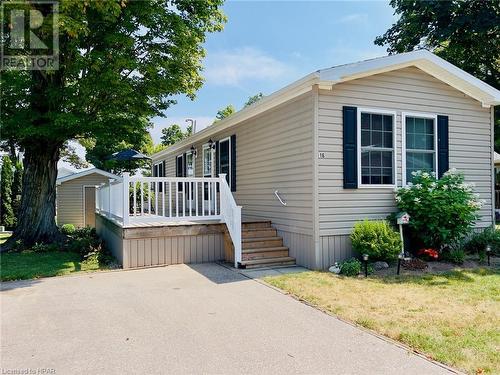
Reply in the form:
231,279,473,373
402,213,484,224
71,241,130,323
328,263,341,274
373,261,389,270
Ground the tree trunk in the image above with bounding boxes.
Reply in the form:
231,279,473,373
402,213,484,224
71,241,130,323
6,143,62,249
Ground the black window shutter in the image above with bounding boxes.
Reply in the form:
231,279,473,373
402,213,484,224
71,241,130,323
161,161,165,177
182,153,187,176
215,141,220,192
230,135,236,192
437,115,449,178
343,106,358,189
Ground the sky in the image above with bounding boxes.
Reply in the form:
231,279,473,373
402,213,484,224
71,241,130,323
63,0,398,170
149,0,398,143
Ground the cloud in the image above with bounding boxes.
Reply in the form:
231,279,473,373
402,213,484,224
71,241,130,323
203,47,293,86
336,13,368,25
150,116,215,144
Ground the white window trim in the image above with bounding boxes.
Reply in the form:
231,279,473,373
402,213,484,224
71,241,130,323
357,107,397,189
218,136,232,189
202,143,214,177
153,161,163,177
401,111,438,186
185,150,195,177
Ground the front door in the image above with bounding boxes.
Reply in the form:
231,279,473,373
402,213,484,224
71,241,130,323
84,186,96,227
203,144,215,213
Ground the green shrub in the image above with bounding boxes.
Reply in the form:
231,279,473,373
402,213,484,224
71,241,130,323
31,242,60,253
441,246,466,264
395,170,481,249
1,156,15,228
61,223,76,234
64,227,103,257
339,258,362,276
350,220,402,262
463,228,500,257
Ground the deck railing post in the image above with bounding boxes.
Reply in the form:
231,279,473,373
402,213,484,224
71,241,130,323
122,172,130,226
108,179,113,218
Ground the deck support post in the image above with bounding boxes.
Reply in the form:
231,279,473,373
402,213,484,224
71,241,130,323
122,173,130,226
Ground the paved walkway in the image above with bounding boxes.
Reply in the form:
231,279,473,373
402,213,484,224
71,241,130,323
1,264,453,375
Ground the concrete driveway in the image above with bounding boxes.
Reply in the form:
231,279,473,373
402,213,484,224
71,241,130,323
1,264,453,375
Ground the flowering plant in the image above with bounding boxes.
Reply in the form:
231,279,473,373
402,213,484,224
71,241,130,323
394,169,482,249
416,248,439,261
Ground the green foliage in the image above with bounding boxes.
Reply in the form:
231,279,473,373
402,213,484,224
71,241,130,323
214,104,236,123
339,258,362,276
0,156,15,228
395,170,481,249
463,228,500,257
441,246,466,265
31,242,60,253
375,0,500,151
244,93,264,107
161,124,191,146
61,223,76,235
64,227,103,258
351,220,402,261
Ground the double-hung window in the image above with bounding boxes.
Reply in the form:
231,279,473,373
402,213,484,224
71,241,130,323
403,113,437,184
358,109,396,187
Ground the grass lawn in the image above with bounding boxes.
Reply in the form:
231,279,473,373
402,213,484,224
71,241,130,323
1,234,113,281
264,269,500,374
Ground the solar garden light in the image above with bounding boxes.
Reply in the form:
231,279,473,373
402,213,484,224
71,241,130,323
362,254,369,277
486,245,492,266
397,253,405,275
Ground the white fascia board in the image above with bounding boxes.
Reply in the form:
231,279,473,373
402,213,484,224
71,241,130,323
56,168,121,185
152,72,320,160
318,50,500,107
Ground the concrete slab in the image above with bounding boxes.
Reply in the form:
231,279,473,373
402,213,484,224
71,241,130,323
1,264,453,375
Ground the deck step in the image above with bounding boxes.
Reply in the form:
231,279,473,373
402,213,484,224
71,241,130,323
242,246,289,260
242,221,272,229
242,237,283,249
241,256,296,269
242,228,277,238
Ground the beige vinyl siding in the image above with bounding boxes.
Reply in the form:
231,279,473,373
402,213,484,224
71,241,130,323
57,173,111,227
318,66,493,238
154,93,316,268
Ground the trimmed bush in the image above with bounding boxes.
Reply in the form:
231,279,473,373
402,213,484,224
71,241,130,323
339,258,362,276
395,169,481,249
1,156,15,228
463,228,500,257
61,223,76,234
350,220,402,262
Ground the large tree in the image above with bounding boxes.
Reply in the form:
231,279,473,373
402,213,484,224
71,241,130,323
375,0,500,148
0,0,225,247
161,123,192,146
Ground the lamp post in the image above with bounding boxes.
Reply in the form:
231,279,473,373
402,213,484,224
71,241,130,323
362,254,369,277
486,245,492,266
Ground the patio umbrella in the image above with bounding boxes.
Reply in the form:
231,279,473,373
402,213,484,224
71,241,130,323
107,149,151,161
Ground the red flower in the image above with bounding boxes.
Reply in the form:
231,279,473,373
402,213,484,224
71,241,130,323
417,248,439,260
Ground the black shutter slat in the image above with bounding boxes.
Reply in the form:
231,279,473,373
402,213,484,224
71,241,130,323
182,153,187,177
437,115,449,178
230,134,236,192
215,141,220,192
343,106,358,189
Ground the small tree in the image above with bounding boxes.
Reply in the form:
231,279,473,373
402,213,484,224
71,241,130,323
0,156,15,228
244,93,264,107
161,124,190,146
394,169,482,249
213,104,236,123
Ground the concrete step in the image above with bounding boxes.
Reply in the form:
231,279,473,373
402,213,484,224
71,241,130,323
242,237,283,249
242,246,289,260
242,221,272,230
242,228,277,238
241,256,296,269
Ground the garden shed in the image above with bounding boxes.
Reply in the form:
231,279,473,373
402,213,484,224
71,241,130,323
56,168,119,228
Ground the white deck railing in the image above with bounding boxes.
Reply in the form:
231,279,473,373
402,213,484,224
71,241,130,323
96,173,242,267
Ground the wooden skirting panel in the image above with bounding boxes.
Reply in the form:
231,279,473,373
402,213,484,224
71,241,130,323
318,234,354,270
96,214,230,269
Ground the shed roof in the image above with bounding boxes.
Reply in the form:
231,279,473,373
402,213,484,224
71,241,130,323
56,168,120,185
